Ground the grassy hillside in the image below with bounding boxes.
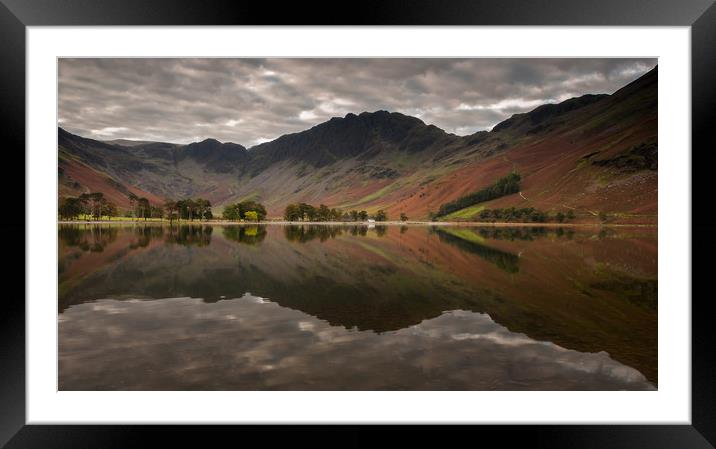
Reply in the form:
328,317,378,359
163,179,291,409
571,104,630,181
58,67,657,222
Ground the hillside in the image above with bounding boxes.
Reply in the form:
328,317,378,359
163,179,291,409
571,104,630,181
58,67,657,222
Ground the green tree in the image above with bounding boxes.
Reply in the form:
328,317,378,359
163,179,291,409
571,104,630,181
175,200,186,219
317,204,331,221
59,197,84,220
222,204,241,221
127,192,138,219
556,211,566,223
330,208,341,221
349,210,359,221
566,209,576,220
195,198,212,220
400,212,408,222
374,210,387,222
104,201,118,218
284,203,300,221
79,192,106,220
150,205,164,219
244,210,259,222
137,197,150,221
436,172,521,218
238,200,267,220
358,210,368,221
303,203,317,221
164,200,177,223
217,200,268,221
530,210,547,223
185,199,197,221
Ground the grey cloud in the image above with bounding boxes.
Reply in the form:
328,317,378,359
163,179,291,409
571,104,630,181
58,58,657,146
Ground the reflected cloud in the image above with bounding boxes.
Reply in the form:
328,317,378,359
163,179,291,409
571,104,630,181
59,295,653,390
58,223,658,388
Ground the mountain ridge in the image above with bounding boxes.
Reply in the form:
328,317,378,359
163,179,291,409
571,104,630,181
58,66,658,222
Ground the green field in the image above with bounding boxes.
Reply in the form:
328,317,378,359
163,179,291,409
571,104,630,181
441,204,486,221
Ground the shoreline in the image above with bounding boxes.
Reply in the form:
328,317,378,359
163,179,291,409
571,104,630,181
58,219,657,228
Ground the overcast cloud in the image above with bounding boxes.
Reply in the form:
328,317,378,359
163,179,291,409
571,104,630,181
58,58,656,147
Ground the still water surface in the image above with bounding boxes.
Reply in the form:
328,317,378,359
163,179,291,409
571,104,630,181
58,223,657,390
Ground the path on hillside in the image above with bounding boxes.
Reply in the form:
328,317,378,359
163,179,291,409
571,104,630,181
506,155,595,215
518,190,593,214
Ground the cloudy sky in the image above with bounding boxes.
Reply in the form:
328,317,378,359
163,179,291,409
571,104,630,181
58,58,656,147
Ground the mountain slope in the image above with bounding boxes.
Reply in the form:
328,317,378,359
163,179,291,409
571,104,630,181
58,67,657,222
247,111,459,172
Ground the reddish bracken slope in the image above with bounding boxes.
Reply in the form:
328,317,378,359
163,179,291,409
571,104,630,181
59,155,164,208
58,67,657,222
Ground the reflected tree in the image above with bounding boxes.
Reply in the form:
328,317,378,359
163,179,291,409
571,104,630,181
223,225,267,245
58,224,119,252
284,225,344,243
130,225,165,249
165,225,213,246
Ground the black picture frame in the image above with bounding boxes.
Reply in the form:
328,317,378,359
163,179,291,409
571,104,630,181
3,0,713,447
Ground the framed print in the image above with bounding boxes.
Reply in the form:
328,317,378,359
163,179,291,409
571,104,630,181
4,0,714,447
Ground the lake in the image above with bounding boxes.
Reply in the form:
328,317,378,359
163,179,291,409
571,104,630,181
58,223,657,390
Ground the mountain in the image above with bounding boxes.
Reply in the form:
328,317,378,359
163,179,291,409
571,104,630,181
179,138,248,173
58,66,657,222
247,110,459,173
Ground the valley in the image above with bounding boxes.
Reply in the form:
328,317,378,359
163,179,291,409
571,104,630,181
59,67,657,223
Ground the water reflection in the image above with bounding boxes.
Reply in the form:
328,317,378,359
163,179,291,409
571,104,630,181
59,294,653,390
165,224,213,246
284,224,346,242
130,225,164,249
223,225,267,245
59,225,119,252
58,223,658,390
435,228,520,273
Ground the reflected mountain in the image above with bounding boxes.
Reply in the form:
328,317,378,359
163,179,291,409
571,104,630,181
59,294,654,390
58,223,658,386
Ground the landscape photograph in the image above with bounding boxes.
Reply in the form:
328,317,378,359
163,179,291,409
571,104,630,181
58,58,658,390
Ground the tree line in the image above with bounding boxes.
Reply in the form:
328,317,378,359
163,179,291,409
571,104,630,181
283,203,398,222
163,198,213,222
222,200,267,221
283,203,346,222
127,192,161,220
59,191,215,222
284,224,393,242
61,194,406,223
59,192,118,220
476,207,575,223
436,172,521,218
